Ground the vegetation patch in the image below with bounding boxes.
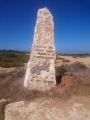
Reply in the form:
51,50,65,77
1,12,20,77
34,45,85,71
0,50,30,68
56,56,70,63
55,64,67,76
66,62,90,86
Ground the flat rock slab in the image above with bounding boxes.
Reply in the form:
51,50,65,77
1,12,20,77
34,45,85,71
5,96,90,120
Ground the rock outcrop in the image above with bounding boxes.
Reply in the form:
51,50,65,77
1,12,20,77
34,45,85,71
5,97,90,120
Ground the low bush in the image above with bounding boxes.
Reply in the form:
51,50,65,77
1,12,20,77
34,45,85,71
66,62,90,85
55,64,67,76
66,62,87,72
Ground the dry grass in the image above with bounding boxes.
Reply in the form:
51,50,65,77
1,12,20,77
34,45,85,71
0,62,90,120
66,62,90,85
0,62,89,101
64,62,90,97
0,68,31,101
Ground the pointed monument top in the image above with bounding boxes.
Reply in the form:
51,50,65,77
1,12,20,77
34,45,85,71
38,7,51,15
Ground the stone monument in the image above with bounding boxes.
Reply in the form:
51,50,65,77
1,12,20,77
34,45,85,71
24,7,56,91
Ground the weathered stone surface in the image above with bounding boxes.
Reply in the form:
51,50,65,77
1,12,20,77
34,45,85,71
5,98,90,120
24,7,56,90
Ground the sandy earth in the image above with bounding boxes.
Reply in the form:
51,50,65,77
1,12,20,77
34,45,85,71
5,96,90,120
56,56,90,67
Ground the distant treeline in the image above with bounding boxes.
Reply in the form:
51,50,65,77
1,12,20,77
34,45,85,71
0,50,30,54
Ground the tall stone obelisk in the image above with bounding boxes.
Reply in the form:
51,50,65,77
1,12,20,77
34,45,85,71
24,7,56,91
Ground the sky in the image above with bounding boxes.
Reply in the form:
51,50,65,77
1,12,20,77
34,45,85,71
0,0,90,53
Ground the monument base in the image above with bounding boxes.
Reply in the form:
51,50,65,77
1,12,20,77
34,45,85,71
24,60,56,91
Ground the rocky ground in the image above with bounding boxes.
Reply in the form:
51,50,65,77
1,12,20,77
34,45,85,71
5,96,90,120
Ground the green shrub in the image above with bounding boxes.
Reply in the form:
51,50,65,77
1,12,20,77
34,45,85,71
56,64,67,76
